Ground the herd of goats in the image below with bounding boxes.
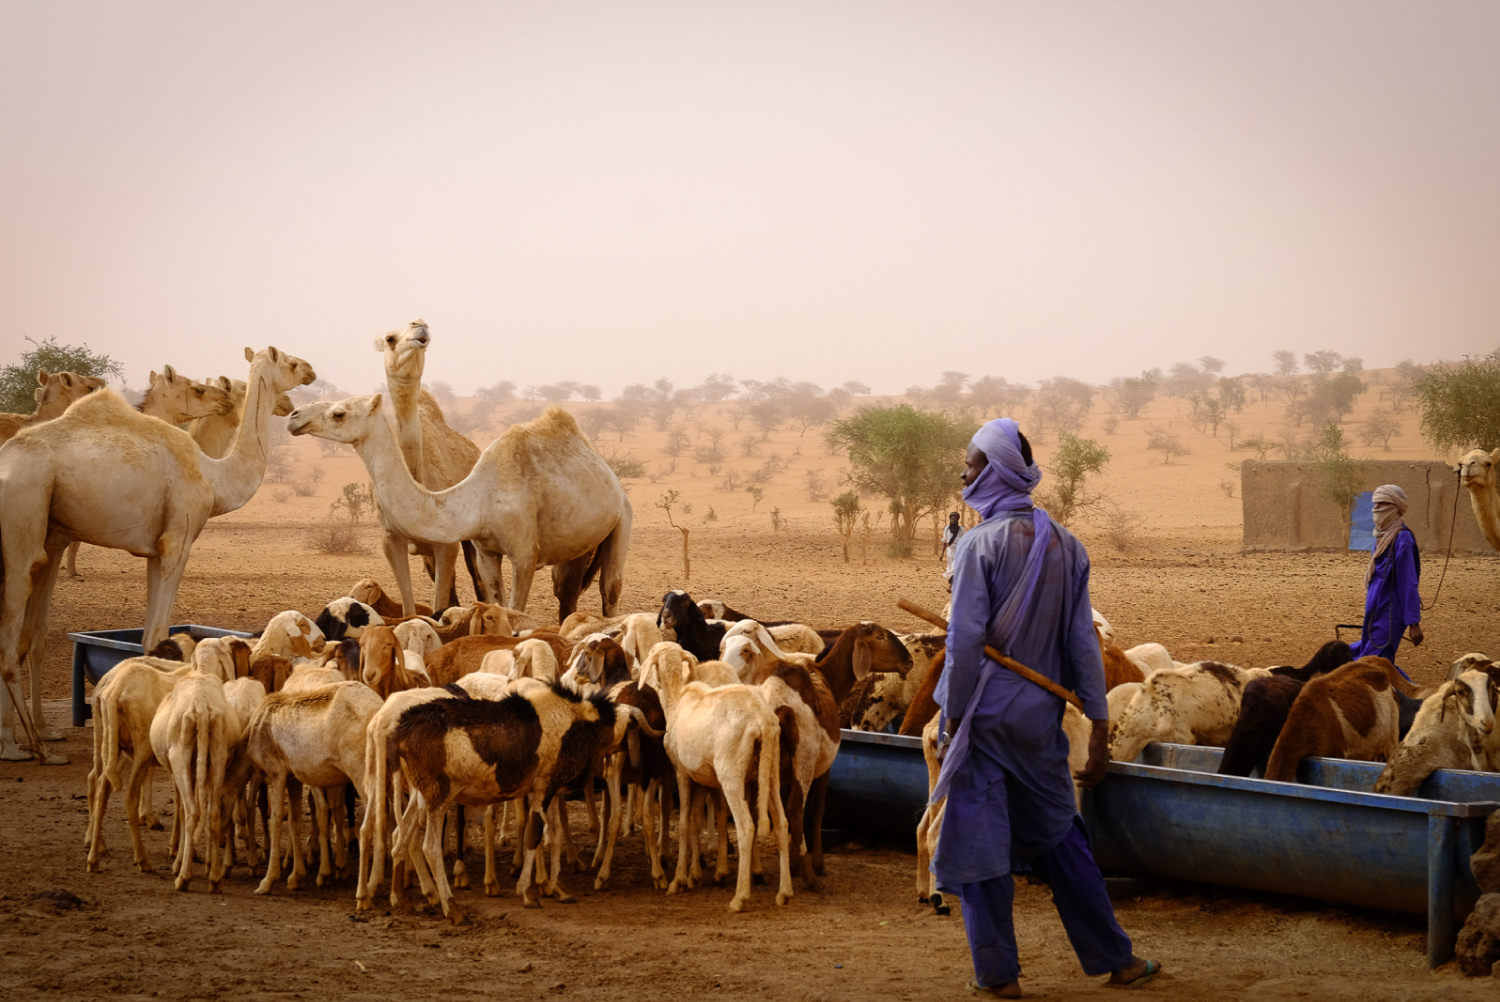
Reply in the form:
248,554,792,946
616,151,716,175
76,573,1500,924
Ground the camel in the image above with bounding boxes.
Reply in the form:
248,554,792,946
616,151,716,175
0,346,316,762
287,394,630,622
1458,448,1500,550
191,375,296,459
372,320,490,615
137,365,233,424
1,372,110,582
0,371,107,443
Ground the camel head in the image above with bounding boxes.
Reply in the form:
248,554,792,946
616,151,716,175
146,364,235,418
1457,448,1500,493
287,393,384,446
375,320,431,387
33,370,105,420
243,345,317,395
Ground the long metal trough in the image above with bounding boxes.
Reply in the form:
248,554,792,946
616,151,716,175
69,625,256,726
824,729,1499,968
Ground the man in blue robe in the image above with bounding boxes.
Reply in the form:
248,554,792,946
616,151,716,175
1351,484,1423,675
931,418,1158,996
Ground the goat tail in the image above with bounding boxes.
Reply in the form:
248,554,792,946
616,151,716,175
100,693,124,789
756,730,775,840
192,701,211,845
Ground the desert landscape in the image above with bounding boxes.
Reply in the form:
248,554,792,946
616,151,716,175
3,365,1498,1001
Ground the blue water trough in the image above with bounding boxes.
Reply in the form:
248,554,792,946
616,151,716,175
825,730,1499,967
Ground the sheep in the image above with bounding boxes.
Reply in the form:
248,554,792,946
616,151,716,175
1263,657,1417,783
146,633,198,662
853,631,944,732
1375,667,1500,796
1447,652,1494,682
423,632,573,687
591,672,673,891
427,601,522,644
282,663,349,693
387,683,659,921
219,677,267,868
147,665,241,891
1101,640,1147,691
360,626,431,699
1218,641,1355,777
1109,661,1269,763
246,680,384,894
1123,643,1178,676
914,715,947,914
313,598,385,642
639,642,792,912
561,635,635,694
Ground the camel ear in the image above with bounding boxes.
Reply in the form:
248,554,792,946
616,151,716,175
163,364,176,382
36,371,50,387
217,375,232,391
267,346,281,363
244,347,254,362
369,393,383,414
149,369,159,383
1491,447,1500,465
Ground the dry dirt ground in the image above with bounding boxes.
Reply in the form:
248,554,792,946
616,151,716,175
3,375,1498,999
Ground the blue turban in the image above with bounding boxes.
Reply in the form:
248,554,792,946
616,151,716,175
961,418,1042,519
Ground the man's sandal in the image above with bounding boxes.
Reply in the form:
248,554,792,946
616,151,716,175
966,979,1023,998
1109,959,1162,988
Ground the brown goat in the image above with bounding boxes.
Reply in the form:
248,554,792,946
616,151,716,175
1264,657,1418,782
424,632,573,687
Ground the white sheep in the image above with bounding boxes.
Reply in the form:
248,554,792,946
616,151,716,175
1109,661,1267,762
1376,668,1500,795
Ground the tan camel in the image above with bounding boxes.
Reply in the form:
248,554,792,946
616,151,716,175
1458,448,1500,550
1,373,110,582
373,320,490,615
0,371,107,443
190,375,296,459
287,394,630,622
137,365,233,423
0,346,316,762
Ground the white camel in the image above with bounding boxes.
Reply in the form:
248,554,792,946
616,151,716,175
373,320,492,615
287,394,630,620
0,346,316,762
1458,448,1500,551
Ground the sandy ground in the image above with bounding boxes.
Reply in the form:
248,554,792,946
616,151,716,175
4,373,1498,999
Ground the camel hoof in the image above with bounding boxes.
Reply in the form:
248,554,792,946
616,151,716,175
38,749,69,765
0,746,33,762
36,726,63,743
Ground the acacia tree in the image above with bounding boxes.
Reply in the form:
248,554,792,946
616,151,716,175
0,336,122,413
826,403,975,551
1034,434,1110,526
1414,351,1500,452
656,490,691,579
831,490,863,563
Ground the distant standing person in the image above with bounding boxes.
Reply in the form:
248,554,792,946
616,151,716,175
941,511,964,582
1352,484,1422,678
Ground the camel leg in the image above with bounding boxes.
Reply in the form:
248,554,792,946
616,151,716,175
509,553,538,613
380,527,419,617
473,547,506,607
140,529,199,652
551,555,590,621
428,541,462,613
22,536,68,743
596,513,631,617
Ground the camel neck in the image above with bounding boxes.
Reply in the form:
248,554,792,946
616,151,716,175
201,360,272,516
354,416,479,545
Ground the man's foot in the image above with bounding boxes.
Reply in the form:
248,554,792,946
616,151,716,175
966,979,1022,998
1108,957,1161,988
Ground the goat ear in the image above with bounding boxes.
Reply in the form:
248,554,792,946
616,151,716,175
589,648,605,683
853,640,873,680
292,633,314,660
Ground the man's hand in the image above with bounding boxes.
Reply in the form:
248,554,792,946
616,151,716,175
934,721,956,762
1073,718,1111,789
1408,622,1425,647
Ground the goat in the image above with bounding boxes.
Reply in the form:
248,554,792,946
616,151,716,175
388,683,657,922
246,680,384,894
350,578,434,619
1264,657,1417,783
1375,667,1500,796
658,589,728,661
313,598,385,642
639,642,791,912
1218,641,1354,777
424,632,572,687
1110,661,1268,763
360,626,430,699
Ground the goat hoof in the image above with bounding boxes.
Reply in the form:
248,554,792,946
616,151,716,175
522,895,542,909
453,873,470,890
315,873,329,888
484,883,500,898
147,819,164,832
254,881,273,896
555,892,576,904
776,891,791,906
593,877,606,891
286,876,302,891
728,897,747,913
137,861,153,873
666,880,681,895
174,877,190,892
447,907,468,926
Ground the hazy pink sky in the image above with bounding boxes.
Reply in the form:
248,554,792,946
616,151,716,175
3,2,1497,397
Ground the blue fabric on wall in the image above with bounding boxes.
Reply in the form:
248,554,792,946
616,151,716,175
1349,491,1375,552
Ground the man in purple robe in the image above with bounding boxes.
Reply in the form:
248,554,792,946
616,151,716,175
1351,484,1423,675
931,417,1158,995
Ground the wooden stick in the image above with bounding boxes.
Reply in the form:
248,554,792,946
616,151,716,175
897,597,1085,713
